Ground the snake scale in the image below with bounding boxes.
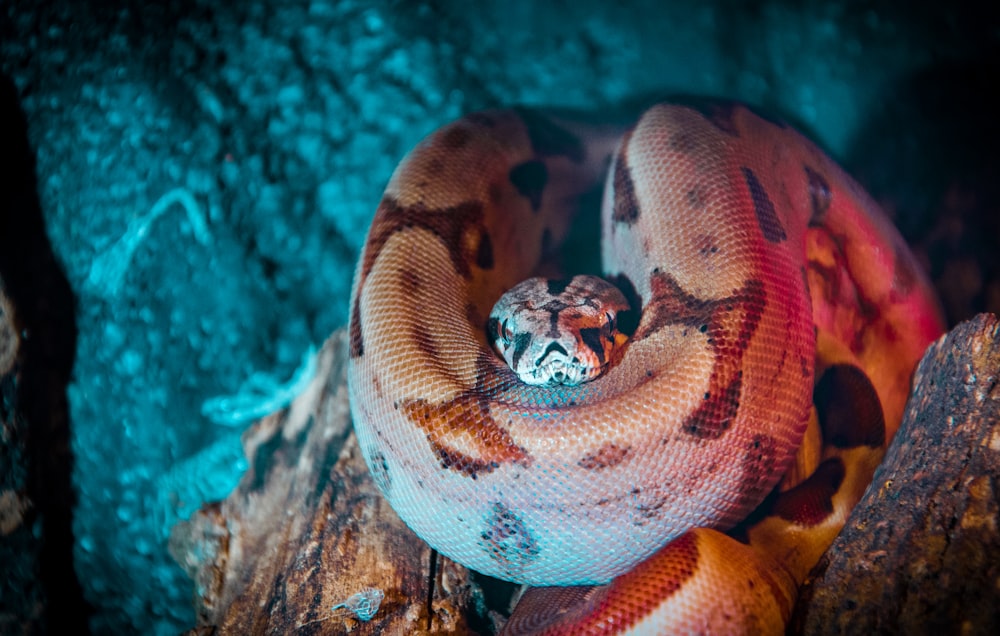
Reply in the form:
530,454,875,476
347,102,944,634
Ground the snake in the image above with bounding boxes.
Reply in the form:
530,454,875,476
347,102,945,634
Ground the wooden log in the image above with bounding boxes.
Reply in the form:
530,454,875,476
792,313,1000,634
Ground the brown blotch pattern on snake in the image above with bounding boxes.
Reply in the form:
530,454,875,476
401,394,530,478
349,300,364,358
480,502,541,574
360,196,487,282
814,364,885,449
349,196,488,359
612,134,640,225
638,271,766,440
508,160,548,212
365,447,392,496
578,442,631,471
476,231,494,269
741,166,788,243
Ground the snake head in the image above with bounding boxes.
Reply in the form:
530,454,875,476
488,275,632,386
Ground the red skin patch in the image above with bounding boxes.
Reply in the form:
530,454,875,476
682,372,742,439
806,226,889,356
503,532,701,635
771,458,845,526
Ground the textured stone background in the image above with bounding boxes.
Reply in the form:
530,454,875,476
1,1,997,633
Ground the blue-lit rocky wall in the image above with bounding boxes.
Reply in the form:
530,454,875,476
1,1,996,634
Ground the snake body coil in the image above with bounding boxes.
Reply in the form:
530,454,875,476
348,103,944,633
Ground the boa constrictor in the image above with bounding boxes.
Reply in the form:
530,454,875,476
347,102,944,634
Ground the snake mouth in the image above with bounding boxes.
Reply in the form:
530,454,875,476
531,355,603,387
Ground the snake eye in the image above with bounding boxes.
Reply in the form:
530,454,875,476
604,312,616,337
500,319,513,346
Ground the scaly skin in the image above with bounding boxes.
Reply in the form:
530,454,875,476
347,103,944,633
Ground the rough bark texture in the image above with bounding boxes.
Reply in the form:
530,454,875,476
170,330,494,635
792,312,1000,634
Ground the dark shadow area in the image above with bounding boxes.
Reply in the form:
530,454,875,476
847,49,1000,324
0,73,91,634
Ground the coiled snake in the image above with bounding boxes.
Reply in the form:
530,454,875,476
347,102,944,633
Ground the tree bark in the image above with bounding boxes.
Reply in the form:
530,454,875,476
792,313,1000,634
170,331,493,635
